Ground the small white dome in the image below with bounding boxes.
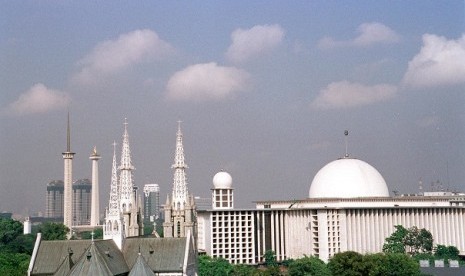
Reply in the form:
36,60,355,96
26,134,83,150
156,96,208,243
213,171,233,189
309,158,389,198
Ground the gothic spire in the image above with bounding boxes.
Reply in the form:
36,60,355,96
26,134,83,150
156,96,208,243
108,141,119,216
119,118,135,211
171,121,189,210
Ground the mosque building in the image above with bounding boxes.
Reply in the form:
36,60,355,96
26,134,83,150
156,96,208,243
197,155,465,264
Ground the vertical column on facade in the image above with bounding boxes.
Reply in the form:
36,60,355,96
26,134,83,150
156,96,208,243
346,210,352,250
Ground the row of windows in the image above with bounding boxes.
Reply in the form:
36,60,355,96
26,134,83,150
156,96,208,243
213,233,252,238
212,238,253,244
212,221,251,227
212,215,252,220
212,227,253,233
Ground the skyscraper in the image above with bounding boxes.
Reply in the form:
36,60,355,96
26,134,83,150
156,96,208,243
143,184,160,223
72,179,92,226
45,180,64,219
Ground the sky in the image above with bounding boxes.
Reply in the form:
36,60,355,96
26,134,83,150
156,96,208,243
1,1,464,216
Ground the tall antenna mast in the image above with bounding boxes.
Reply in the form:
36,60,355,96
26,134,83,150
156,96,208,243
344,130,349,158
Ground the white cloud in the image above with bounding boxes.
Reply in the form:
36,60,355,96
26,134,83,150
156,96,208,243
5,83,70,116
311,81,397,109
165,63,249,101
402,34,465,88
226,24,285,63
74,29,174,84
318,22,400,49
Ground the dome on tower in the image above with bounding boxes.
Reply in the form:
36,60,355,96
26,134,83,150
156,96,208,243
213,171,233,189
309,158,389,198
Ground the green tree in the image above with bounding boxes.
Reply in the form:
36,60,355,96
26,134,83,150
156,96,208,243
198,255,233,276
39,222,69,240
383,225,433,255
328,251,366,276
0,218,23,246
231,264,257,276
382,225,408,254
263,250,278,267
364,253,420,276
435,244,460,260
81,228,103,240
0,252,30,276
288,255,331,276
404,226,433,255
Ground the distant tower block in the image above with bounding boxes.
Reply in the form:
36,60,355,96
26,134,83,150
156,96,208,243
62,113,75,229
90,147,101,226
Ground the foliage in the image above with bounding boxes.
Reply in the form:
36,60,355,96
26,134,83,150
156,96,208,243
198,255,233,276
327,251,366,276
0,218,34,275
81,228,103,240
0,252,30,276
288,255,330,276
0,218,23,245
230,264,257,276
383,225,433,255
263,250,278,267
39,221,69,240
404,226,433,254
435,244,459,260
382,225,408,254
364,253,420,276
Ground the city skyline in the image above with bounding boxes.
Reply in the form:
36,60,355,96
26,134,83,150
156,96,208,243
1,1,464,215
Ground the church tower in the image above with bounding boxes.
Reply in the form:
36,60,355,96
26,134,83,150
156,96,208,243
62,113,75,229
103,142,124,249
104,119,143,249
163,122,196,238
118,119,142,237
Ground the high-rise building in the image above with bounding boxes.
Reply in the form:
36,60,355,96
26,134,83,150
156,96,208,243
143,184,160,223
163,122,196,239
72,179,92,226
45,180,64,218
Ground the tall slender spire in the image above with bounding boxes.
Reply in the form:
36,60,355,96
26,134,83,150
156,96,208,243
119,118,135,212
171,121,189,210
63,112,75,230
108,142,119,216
67,112,71,152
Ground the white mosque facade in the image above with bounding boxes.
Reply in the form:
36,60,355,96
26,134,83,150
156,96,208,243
197,157,465,264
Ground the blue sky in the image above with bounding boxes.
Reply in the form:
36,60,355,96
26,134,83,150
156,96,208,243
1,1,464,215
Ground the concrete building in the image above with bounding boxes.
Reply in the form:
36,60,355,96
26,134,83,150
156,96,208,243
45,180,64,219
197,157,465,264
72,179,92,226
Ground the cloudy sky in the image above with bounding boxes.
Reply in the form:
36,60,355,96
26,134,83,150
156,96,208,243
1,1,464,215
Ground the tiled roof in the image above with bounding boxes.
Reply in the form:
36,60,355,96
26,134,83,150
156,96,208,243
123,237,186,272
68,242,129,276
128,253,155,276
30,239,128,276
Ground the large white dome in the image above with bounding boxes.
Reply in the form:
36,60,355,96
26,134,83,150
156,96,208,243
213,171,233,189
309,158,389,198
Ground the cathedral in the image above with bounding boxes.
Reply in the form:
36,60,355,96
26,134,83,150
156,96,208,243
163,122,197,239
103,119,144,249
